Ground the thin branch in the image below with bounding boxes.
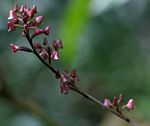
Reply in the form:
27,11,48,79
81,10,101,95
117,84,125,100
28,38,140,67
24,33,137,126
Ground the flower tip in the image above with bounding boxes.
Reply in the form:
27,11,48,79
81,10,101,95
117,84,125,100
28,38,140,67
53,39,63,50
51,51,59,60
32,5,37,13
7,21,16,32
126,99,134,110
60,82,69,94
44,26,51,35
103,98,111,108
35,16,44,25
8,10,17,20
10,44,18,53
34,29,45,36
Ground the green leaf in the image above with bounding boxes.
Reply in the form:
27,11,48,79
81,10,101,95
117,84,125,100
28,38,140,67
60,0,89,65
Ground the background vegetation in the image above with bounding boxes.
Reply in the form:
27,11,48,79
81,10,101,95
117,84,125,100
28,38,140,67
0,0,149,126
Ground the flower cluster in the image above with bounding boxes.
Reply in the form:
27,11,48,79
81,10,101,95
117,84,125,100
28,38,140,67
33,38,63,61
7,4,50,36
103,95,135,112
60,69,79,94
8,4,63,62
8,4,79,94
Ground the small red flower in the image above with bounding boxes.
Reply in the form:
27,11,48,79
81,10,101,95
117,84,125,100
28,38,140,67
27,6,37,17
44,26,51,35
8,10,18,22
53,39,63,50
20,4,26,13
35,16,44,25
40,50,49,60
60,82,69,94
103,98,111,108
7,21,16,32
10,44,18,53
51,50,59,60
34,29,45,35
126,99,134,110
31,5,37,14
34,42,41,49
112,96,118,106
60,73,69,94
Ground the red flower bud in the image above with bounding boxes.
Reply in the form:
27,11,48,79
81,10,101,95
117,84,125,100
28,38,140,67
51,50,59,60
8,10,18,21
60,73,68,83
20,4,26,13
39,49,49,60
60,82,69,94
53,39,63,50
7,21,16,32
60,73,69,94
103,98,111,108
126,99,134,110
35,16,44,25
10,44,18,53
31,5,37,14
112,96,118,106
34,29,45,35
27,5,37,17
34,42,41,49
44,26,51,35
10,44,33,53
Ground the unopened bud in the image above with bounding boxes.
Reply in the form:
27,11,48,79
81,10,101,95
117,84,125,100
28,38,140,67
103,98,111,108
53,39,63,50
34,29,45,35
51,50,59,60
10,44,33,53
112,96,118,106
126,99,134,110
7,21,16,32
8,10,18,22
35,16,44,25
19,4,26,13
44,26,51,35
10,44,18,53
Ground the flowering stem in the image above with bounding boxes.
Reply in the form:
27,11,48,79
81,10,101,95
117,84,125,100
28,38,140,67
24,33,137,126
7,4,137,125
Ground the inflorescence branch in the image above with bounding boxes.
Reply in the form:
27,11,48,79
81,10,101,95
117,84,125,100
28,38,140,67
7,4,137,126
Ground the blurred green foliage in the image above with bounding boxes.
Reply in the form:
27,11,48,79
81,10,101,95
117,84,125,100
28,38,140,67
0,0,150,126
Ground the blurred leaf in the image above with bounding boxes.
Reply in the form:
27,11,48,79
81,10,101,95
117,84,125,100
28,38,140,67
60,0,89,65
